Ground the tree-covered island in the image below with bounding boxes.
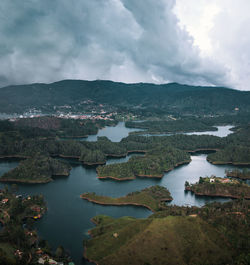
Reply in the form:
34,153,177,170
0,155,71,184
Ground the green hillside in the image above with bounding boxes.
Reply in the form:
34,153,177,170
1,80,249,114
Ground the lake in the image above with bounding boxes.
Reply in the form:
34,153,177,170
0,123,247,265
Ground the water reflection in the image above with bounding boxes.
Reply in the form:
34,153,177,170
84,122,144,142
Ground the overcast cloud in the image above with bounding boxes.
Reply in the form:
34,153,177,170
0,0,248,90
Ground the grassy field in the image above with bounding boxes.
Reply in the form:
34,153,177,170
85,215,232,265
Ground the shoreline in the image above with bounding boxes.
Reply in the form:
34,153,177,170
0,155,29,159
83,218,100,265
187,148,219,153
207,158,250,166
80,195,158,212
185,187,250,200
98,176,135,181
128,127,218,135
0,178,52,184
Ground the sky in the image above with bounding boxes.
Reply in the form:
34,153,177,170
0,0,249,90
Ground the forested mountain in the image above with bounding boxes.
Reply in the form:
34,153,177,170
1,79,250,114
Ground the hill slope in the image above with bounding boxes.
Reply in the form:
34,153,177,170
1,80,249,114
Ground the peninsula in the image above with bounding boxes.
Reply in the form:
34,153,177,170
81,185,172,212
185,176,250,199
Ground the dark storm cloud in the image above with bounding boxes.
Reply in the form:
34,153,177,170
0,0,229,88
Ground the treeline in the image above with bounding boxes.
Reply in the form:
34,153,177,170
126,118,217,134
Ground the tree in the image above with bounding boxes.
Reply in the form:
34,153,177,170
199,177,204,184
55,245,65,258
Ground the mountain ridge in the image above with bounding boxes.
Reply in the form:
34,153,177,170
0,79,249,114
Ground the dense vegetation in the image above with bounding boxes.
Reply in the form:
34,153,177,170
85,199,250,265
0,155,71,183
1,80,250,115
0,119,249,178
13,116,117,138
207,145,250,165
81,185,172,212
97,146,190,180
185,176,250,199
226,169,250,180
126,118,217,134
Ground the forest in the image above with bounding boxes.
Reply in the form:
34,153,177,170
0,118,249,179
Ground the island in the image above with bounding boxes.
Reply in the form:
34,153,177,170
226,169,250,180
0,155,71,184
81,185,172,212
84,199,250,265
185,176,250,199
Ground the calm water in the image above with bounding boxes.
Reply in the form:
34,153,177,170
0,124,247,265
84,121,144,142
141,125,233,137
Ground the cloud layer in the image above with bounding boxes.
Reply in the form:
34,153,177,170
0,0,248,90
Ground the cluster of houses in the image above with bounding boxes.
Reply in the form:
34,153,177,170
57,112,115,120
209,176,238,184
